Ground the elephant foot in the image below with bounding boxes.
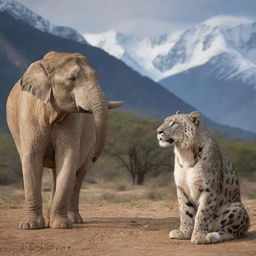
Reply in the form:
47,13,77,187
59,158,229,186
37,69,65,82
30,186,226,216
49,215,73,229
19,215,45,230
67,211,84,224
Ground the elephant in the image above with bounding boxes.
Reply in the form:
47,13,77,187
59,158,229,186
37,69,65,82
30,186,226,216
6,51,123,229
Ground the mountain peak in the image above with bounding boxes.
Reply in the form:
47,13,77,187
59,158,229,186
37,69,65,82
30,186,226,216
0,0,86,44
84,30,125,59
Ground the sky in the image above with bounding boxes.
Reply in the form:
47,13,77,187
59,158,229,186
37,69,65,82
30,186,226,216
18,0,256,36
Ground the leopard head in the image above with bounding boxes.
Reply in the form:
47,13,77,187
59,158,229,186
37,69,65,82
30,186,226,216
157,111,200,148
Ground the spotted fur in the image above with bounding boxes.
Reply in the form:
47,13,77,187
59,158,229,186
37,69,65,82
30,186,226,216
157,111,249,244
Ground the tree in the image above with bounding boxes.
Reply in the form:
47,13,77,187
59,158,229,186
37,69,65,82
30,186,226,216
106,111,173,185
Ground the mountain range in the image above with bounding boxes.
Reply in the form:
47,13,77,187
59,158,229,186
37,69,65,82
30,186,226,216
84,19,256,133
0,1,256,141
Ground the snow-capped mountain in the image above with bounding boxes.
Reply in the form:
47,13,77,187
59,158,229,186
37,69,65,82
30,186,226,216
84,18,256,85
84,31,160,80
85,18,256,132
0,0,86,44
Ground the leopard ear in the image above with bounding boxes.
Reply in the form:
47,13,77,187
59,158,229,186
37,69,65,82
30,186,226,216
189,111,200,126
20,60,52,103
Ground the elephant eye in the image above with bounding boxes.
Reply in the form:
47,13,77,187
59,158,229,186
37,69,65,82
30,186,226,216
68,76,76,82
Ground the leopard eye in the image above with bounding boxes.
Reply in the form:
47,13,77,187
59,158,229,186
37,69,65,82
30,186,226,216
170,121,176,127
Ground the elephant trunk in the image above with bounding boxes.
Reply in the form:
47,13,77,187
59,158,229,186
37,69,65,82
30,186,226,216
88,88,109,161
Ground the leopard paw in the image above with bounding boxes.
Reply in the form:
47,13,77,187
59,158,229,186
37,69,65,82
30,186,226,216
169,229,190,240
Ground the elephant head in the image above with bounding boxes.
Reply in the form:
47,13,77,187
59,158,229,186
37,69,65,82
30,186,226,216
20,51,123,160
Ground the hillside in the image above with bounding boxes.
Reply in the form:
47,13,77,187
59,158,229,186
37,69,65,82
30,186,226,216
0,11,256,140
0,0,86,44
160,53,256,132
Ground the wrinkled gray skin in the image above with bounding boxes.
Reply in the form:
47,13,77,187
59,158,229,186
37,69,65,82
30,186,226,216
6,51,123,229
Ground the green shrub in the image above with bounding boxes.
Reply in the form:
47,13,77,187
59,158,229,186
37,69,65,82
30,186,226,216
0,133,22,185
1,111,256,186
219,140,256,177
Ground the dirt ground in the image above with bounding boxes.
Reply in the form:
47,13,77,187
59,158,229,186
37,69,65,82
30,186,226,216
0,193,255,256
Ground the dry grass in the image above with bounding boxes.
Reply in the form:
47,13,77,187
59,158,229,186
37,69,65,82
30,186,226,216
114,183,129,191
240,178,256,199
0,180,176,208
0,185,24,208
1,171,255,210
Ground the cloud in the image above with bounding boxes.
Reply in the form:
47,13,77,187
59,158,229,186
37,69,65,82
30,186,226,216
18,0,256,36
114,18,189,36
203,15,254,27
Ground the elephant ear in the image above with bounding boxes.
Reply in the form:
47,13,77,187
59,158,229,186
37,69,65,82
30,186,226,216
20,60,52,104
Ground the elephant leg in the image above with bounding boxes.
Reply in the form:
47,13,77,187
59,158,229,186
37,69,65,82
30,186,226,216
49,152,77,229
48,168,56,209
67,161,90,223
20,151,45,230
46,168,56,224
